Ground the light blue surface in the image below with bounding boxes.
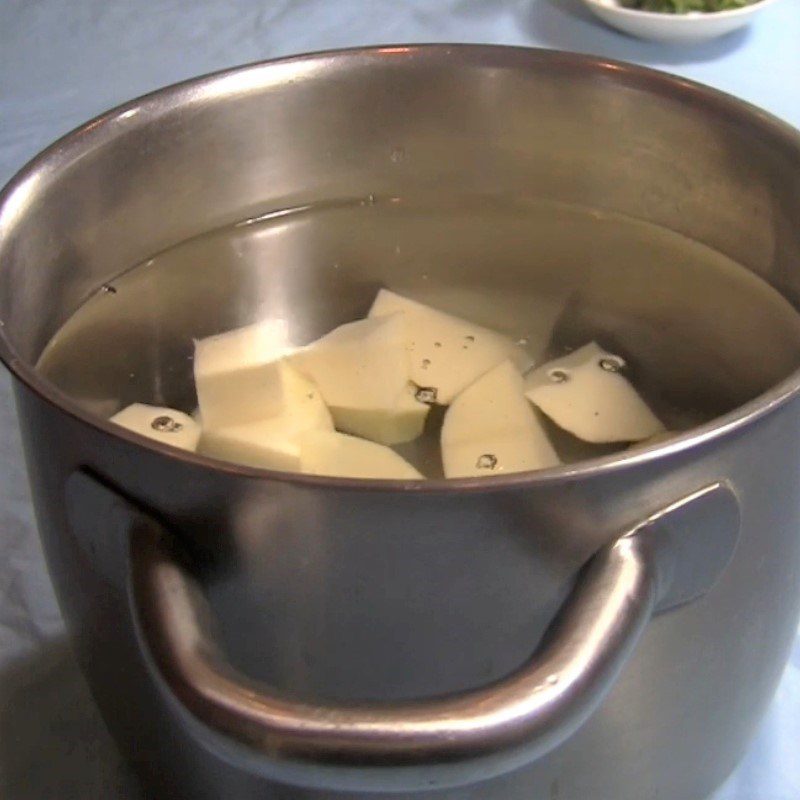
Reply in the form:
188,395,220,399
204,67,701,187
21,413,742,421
0,1,798,797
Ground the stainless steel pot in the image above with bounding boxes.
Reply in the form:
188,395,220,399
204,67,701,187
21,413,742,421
2,46,800,800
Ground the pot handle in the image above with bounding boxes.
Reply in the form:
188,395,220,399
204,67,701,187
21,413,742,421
67,472,739,793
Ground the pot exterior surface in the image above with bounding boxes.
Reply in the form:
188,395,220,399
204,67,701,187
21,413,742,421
14,378,800,800
3,48,800,799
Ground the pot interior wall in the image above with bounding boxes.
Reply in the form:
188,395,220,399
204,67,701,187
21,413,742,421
2,48,800,425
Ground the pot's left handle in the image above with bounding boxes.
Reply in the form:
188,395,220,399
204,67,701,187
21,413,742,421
66,471,739,794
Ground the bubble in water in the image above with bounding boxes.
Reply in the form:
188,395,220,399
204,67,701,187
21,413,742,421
516,337,529,347
476,454,498,470
101,284,117,295
434,341,442,348
421,358,431,370
548,368,569,383
599,356,625,373
390,146,405,163
415,386,438,405
464,335,475,343
151,415,183,433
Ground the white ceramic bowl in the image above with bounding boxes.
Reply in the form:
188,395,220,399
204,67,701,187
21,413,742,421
581,0,780,43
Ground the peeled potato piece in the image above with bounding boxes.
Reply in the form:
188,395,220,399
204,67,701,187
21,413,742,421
199,363,333,470
441,360,559,478
200,424,303,471
299,430,423,480
368,289,533,404
110,404,201,451
289,314,428,445
330,382,429,446
194,319,292,429
524,342,664,443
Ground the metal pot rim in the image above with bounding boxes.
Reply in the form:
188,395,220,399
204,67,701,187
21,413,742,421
2,44,799,493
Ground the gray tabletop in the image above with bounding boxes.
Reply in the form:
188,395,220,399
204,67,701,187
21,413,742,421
1,1,799,798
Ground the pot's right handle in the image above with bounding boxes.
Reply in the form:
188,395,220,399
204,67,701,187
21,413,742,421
66,472,739,794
